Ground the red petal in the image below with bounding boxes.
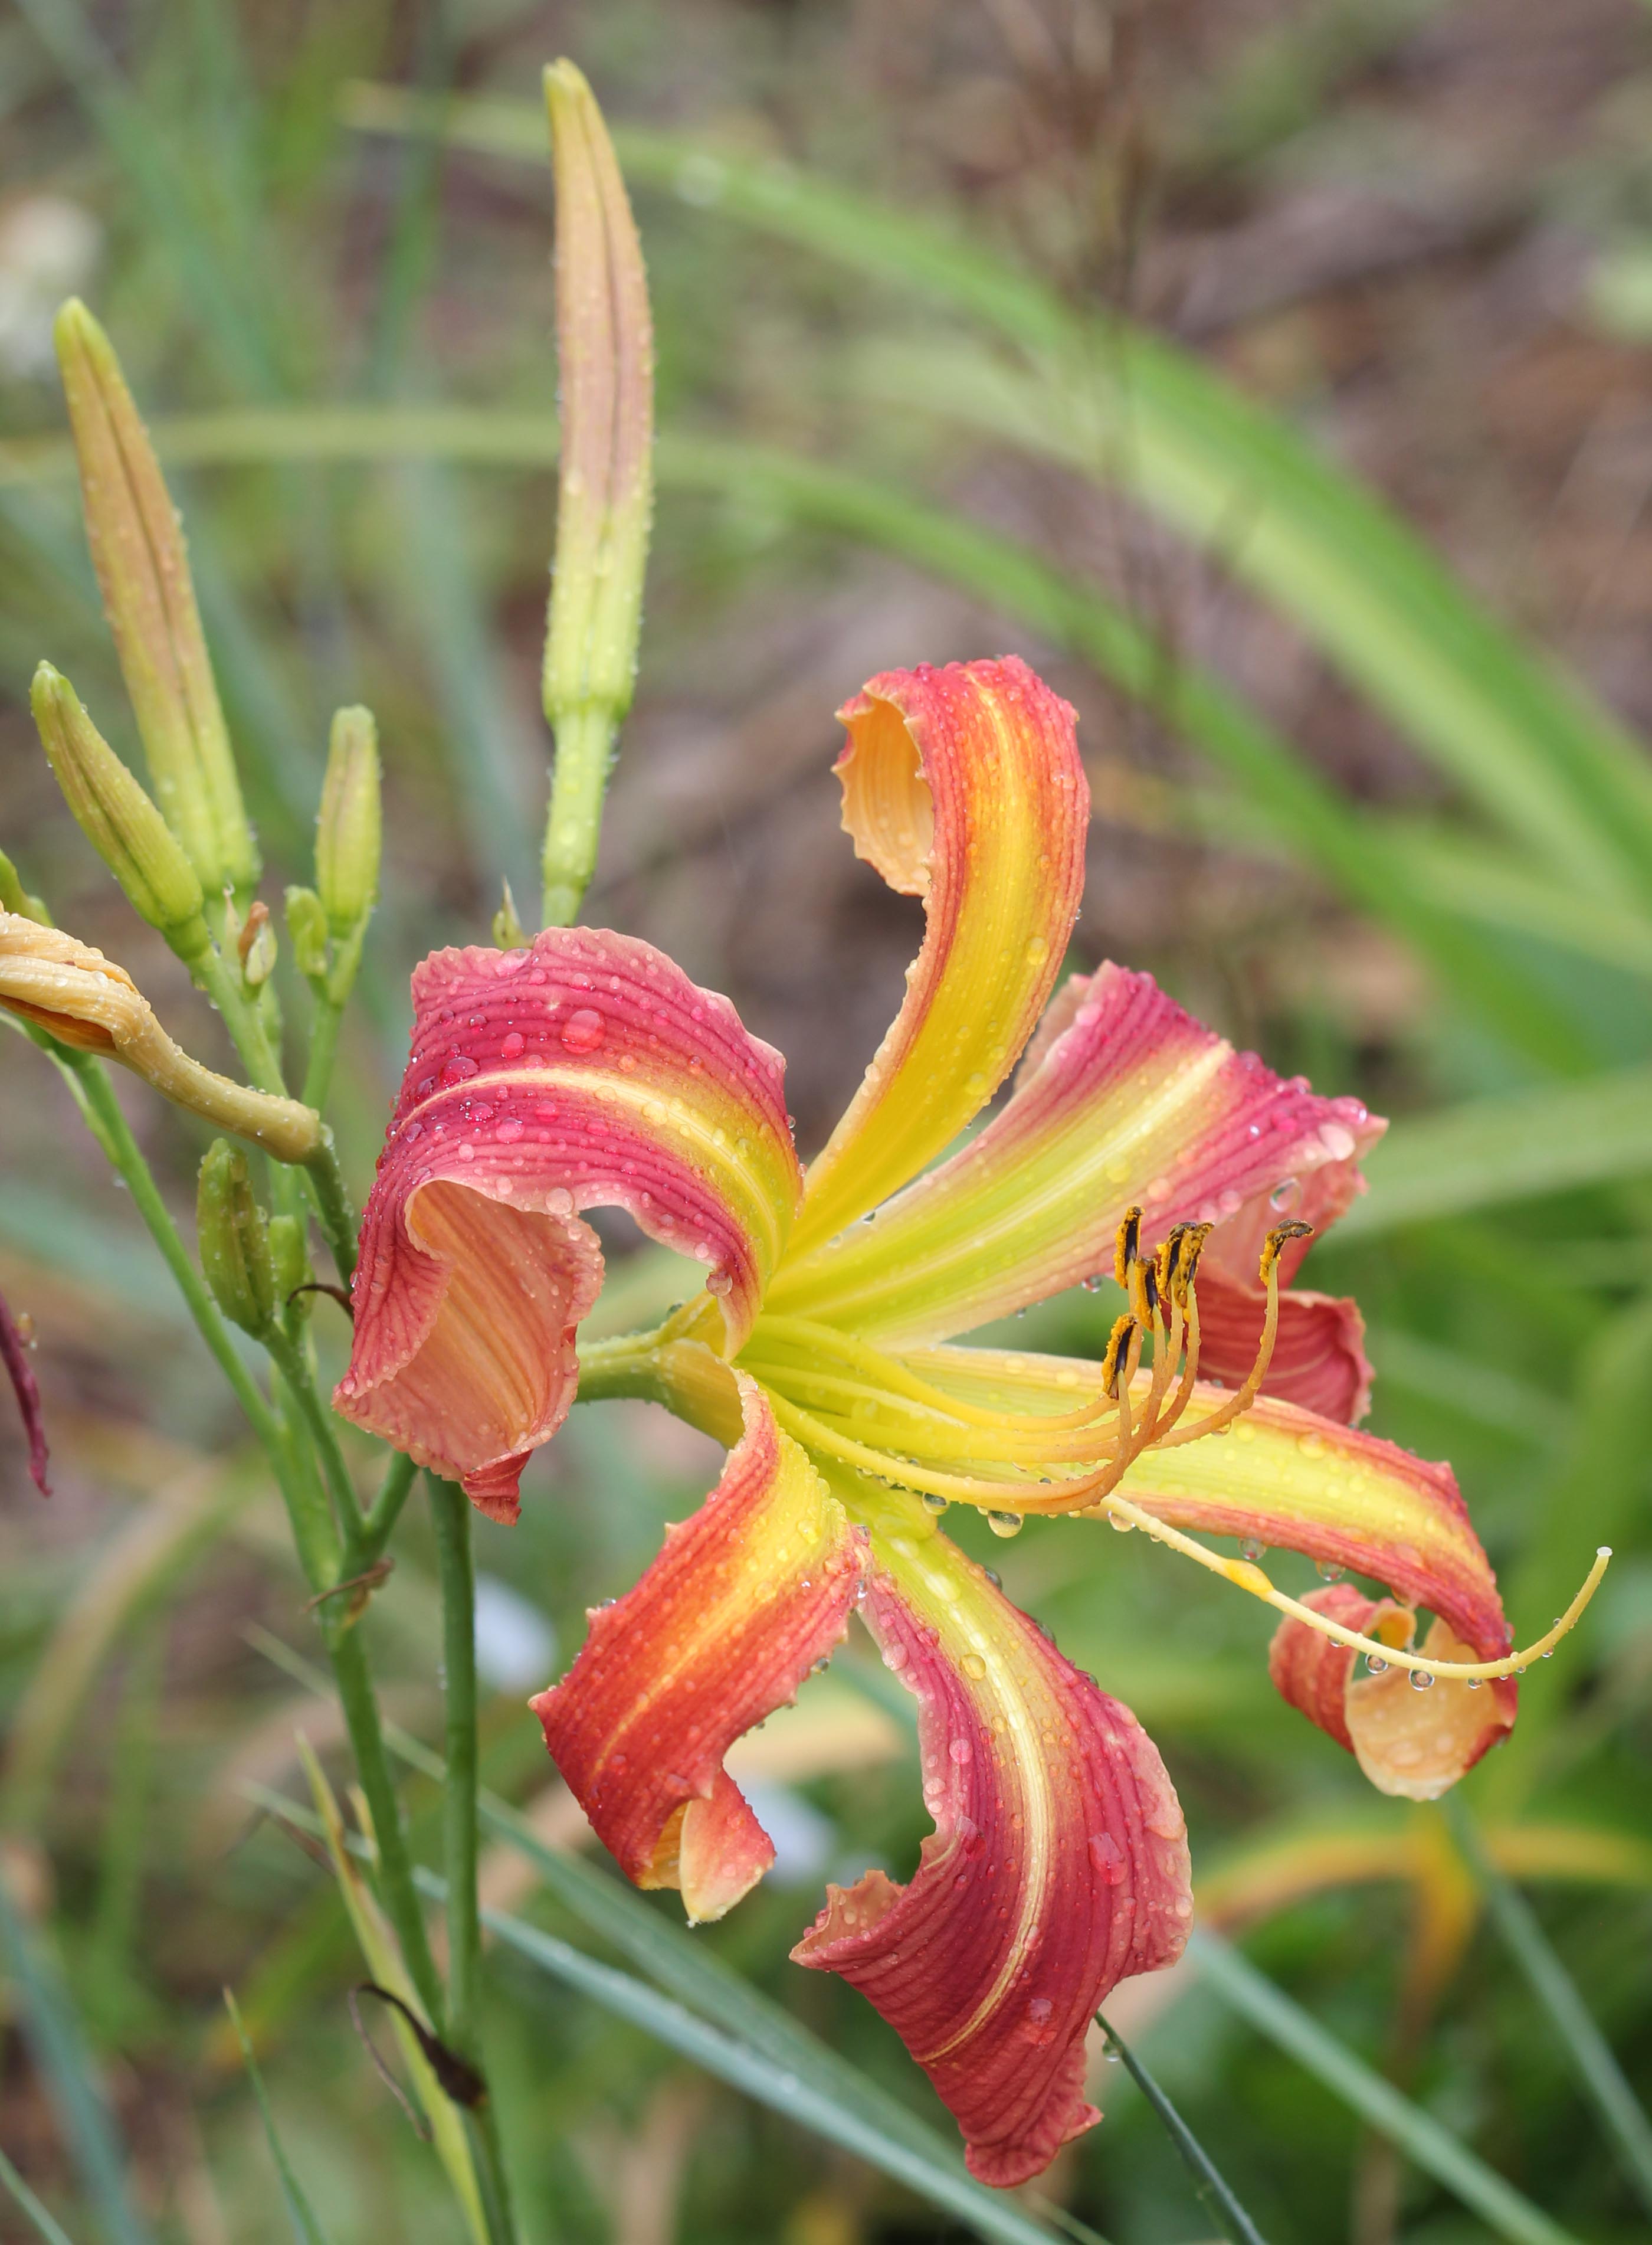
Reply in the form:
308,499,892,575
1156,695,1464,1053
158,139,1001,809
1269,1583,1516,1800
335,930,800,1516
793,1529,1191,2187
533,1373,864,1922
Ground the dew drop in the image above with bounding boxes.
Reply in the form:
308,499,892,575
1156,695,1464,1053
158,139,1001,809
921,1492,948,1515
986,1510,1024,1539
1408,1669,1434,1691
500,1030,526,1061
1366,1655,1388,1676
560,1008,606,1053
1316,1559,1345,1582
961,1652,987,1681
1239,1537,1267,1563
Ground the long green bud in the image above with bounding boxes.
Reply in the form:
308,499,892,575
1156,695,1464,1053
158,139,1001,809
54,297,259,904
539,61,654,929
196,1139,277,1339
316,705,382,939
31,661,211,961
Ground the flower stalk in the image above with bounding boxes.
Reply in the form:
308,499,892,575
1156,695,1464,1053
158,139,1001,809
539,60,653,928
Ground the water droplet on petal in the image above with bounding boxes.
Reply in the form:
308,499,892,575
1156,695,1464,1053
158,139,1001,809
560,1008,606,1053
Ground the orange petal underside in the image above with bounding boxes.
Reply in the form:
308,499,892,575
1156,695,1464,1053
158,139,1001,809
533,1375,864,1922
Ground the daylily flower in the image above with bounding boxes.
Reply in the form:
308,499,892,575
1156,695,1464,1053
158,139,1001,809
338,656,1587,2186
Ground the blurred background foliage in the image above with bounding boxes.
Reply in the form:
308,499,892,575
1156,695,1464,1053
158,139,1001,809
2,1,1651,2241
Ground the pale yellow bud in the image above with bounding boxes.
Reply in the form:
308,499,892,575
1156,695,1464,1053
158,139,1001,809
0,914,319,1162
540,60,654,928
31,661,210,958
54,299,259,902
315,705,381,937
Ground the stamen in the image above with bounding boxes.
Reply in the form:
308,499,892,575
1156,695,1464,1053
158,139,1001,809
1151,1220,1312,1450
1099,1314,1135,1397
746,1314,1121,1435
1113,1206,1142,1290
1099,1494,1612,1681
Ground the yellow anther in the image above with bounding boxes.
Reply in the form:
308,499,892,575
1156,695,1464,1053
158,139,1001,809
1259,1218,1314,1284
1113,1206,1142,1290
1099,1314,1135,1397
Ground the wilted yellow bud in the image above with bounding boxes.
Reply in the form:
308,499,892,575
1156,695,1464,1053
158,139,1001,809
197,1140,277,1338
31,661,211,959
540,60,654,928
0,849,50,927
0,914,320,1162
54,299,259,904
315,705,381,937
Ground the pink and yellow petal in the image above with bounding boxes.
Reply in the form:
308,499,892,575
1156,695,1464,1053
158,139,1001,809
335,930,799,1517
794,1482,1191,2188
899,1341,1511,1691
770,963,1381,1349
787,659,1087,1258
1191,1268,1373,1423
1269,1584,1515,1800
532,1374,863,1922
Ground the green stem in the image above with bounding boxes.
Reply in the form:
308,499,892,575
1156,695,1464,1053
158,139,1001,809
360,1448,419,1562
428,1474,481,2051
1444,1799,1652,2221
266,1328,366,1544
44,1039,437,2046
427,1472,519,2245
301,991,343,1110
195,936,358,1284
53,1049,283,1451
1094,2012,1268,2245
326,1615,445,2028
541,701,614,928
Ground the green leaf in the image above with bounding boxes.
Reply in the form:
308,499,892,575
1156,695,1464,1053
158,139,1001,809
247,1635,1073,2245
1334,1065,1652,1237
341,84,1652,912
221,1989,335,2245
0,2145,80,2245
1188,1929,1581,2245
1444,1800,1652,2224
0,1869,153,2245
426,1875,1089,2245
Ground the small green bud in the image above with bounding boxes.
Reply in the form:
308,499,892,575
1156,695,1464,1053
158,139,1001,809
316,705,381,938
492,878,527,950
284,884,329,984
0,848,50,927
54,300,259,902
31,662,211,957
267,1212,310,1315
197,1139,276,1337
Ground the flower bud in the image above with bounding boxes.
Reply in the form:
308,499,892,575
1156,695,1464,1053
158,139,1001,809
197,1140,276,1337
316,705,381,938
540,61,654,927
284,885,329,984
267,1211,311,1314
54,299,259,903
30,662,211,960
0,913,320,1163
0,849,50,927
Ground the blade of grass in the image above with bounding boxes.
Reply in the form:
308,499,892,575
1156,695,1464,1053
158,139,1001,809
221,1988,335,2245
247,1635,1075,2245
0,2145,80,2245
1188,1929,1581,2245
0,408,1597,1071
0,1867,154,2245
442,1876,1092,2245
343,84,1652,909
1329,1065,1652,1238
1443,1799,1652,2222
1094,2012,1268,2245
